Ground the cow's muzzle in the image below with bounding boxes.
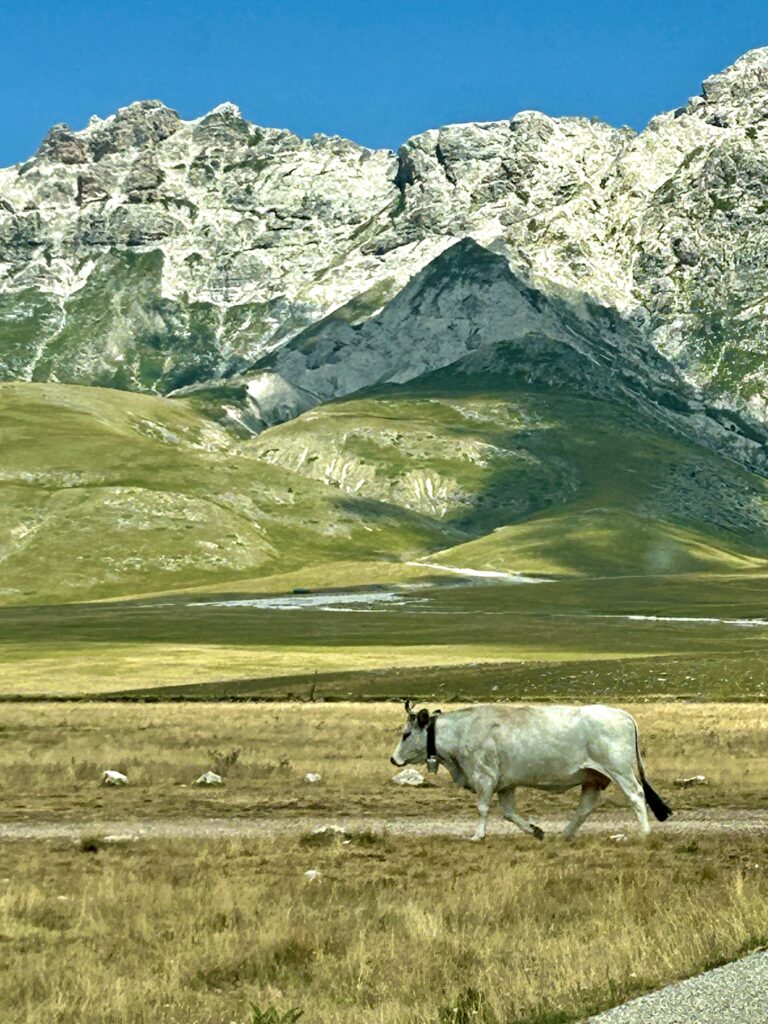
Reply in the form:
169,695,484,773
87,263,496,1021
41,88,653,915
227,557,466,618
390,757,403,766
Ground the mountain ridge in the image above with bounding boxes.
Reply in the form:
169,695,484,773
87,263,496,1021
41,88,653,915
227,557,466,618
3,48,768,427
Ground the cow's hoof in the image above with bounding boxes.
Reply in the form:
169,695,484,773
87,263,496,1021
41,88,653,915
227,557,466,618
470,834,485,843
531,825,545,841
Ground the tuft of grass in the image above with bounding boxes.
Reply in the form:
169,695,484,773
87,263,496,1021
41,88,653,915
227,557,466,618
350,829,387,847
247,1006,303,1024
438,988,498,1024
299,829,347,847
78,834,105,854
208,747,241,776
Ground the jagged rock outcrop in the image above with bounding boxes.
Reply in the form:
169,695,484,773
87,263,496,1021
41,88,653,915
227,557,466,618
206,238,765,477
2,49,768,430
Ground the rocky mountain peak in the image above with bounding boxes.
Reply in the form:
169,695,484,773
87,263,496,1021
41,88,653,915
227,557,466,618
85,101,182,159
32,100,182,168
698,46,768,122
641,47,768,135
206,101,244,120
3,49,768,439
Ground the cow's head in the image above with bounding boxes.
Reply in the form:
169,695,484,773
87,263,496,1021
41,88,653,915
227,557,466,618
390,699,431,766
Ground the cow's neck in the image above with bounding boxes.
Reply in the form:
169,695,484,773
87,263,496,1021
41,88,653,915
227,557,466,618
430,714,471,788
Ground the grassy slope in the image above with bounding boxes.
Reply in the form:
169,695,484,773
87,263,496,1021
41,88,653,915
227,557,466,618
436,510,763,576
254,375,768,576
4,352,768,608
3,377,768,697
0,382,448,605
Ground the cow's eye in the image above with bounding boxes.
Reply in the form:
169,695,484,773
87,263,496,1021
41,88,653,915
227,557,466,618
402,730,411,741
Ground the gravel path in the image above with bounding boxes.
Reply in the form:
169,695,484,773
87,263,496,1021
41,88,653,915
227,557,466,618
0,808,765,841
585,949,768,1023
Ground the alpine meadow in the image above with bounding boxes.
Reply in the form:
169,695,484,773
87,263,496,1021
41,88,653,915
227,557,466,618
1,32,768,1024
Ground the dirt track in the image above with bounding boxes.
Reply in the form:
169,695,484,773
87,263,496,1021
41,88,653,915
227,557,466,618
0,808,765,841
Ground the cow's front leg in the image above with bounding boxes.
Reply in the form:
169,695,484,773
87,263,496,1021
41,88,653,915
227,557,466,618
498,787,545,840
471,778,495,842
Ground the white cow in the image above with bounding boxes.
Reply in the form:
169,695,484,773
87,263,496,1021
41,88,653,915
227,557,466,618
390,701,671,841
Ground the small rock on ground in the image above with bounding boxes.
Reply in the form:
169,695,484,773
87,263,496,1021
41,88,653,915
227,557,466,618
194,771,223,786
101,770,128,786
391,768,427,786
674,775,709,788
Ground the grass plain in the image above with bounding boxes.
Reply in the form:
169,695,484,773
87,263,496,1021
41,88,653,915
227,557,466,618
0,830,766,1024
2,571,768,700
1,701,765,821
0,703,766,1024
2,376,767,1021
1,662,766,1024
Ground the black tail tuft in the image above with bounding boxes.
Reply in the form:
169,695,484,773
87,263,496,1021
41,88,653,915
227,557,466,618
642,778,672,821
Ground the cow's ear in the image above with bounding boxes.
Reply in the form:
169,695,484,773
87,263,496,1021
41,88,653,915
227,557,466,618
417,708,430,729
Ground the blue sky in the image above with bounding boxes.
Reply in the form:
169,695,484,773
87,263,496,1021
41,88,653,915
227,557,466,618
1,0,767,165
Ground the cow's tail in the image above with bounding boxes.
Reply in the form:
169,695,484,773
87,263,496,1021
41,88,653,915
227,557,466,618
634,721,672,822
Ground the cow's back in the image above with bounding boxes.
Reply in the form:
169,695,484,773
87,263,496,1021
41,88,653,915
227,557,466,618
452,703,634,789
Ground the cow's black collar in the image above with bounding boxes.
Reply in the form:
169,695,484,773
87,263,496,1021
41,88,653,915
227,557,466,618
426,712,441,773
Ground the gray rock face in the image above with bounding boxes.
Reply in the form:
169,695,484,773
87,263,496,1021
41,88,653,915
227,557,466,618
2,49,768,429
235,238,767,476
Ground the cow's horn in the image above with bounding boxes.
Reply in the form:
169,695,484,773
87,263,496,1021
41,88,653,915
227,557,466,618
404,698,414,714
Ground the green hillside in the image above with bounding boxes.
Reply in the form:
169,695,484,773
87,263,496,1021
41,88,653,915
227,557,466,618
2,359,768,608
254,372,768,577
434,510,764,577
0,382,449,605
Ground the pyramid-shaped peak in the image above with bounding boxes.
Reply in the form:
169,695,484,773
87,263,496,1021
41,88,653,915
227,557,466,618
207,101,243,119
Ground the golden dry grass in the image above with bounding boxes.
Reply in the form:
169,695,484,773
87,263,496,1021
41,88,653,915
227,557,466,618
0,701,766,822
0,832,766,1024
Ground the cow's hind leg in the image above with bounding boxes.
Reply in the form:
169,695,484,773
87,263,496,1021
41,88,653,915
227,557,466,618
608,771,650,835
498,788,544,840
563,783,602,840
471,778,495,842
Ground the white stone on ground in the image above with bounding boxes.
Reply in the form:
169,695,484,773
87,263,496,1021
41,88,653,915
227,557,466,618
674,775,709,787
194,771,224,786
391,768,427,786
101,770,128,786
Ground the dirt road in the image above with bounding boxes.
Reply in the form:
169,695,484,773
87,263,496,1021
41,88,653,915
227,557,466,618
585,949,768,1023
0,808,765,841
